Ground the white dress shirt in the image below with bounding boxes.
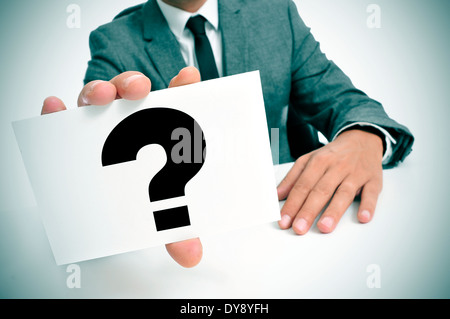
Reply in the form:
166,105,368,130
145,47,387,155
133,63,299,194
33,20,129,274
156,0,223,77
156,0,394,163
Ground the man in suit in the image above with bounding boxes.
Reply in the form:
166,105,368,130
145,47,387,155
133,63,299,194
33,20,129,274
42,0,414,267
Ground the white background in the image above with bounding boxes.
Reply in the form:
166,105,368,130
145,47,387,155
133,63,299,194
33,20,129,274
1,0,449,298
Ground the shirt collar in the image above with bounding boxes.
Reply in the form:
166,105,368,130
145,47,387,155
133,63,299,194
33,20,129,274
156,0,219,39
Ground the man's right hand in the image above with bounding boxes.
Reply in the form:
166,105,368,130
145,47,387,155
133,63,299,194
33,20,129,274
41,67,203,268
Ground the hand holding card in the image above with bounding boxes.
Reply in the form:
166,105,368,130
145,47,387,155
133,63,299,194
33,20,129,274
40,68,204,268
13,69,280,266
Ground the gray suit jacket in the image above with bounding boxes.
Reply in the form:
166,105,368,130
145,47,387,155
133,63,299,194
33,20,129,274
84,0,414,166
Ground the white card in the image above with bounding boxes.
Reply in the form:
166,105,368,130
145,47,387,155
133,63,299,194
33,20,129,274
12,71,280,265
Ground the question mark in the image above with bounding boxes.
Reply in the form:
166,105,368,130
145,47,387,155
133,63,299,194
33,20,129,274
101,107,206,231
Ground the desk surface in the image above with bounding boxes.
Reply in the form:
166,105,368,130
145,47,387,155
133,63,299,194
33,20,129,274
0,159,448,299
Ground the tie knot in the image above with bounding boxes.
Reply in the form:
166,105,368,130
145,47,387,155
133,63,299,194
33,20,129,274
186,15,207,36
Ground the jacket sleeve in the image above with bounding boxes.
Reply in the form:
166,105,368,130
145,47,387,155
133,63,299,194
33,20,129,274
83,27,124,85
287,0,414,168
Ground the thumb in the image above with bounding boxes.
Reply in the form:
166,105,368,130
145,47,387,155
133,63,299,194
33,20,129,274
41,96,67,115
165,237,203,268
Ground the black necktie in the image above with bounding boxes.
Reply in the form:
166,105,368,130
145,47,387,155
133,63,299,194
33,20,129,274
186,15,219,81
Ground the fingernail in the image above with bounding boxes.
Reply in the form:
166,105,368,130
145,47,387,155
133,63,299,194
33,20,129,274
277,187,287,200
320,216,334,230
360,210,371,223
294,218,308,234
81,94,89,105
279,214,291,228
81,81,101,105
123,74,144,88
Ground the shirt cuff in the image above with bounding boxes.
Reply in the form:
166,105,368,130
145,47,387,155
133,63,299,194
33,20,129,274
332,122,397,165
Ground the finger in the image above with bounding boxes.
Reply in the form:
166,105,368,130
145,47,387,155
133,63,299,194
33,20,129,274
41,96,67,115
277,154,310,201
162,67,202,267
316,178,361,233
169,66,201,88
291,169,347,234
165,237,203,268
77,80,117,107
278,154,327,230
163,68,202,268
357,178,382,223
110,71,151,100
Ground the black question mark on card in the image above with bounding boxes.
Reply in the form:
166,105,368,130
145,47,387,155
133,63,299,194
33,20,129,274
101,107,206,231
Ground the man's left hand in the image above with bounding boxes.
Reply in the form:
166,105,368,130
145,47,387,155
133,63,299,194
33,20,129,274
277,129,384,234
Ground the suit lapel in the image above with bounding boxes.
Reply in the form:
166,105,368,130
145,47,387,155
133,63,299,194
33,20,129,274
219,0,248,76
140,0,248,84
142,0,186,87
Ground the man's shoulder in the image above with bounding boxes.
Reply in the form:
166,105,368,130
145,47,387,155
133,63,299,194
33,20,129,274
240,0,291,9
91,2,146,37
237,0,293,18
113,2,146,20
233,0,293,27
